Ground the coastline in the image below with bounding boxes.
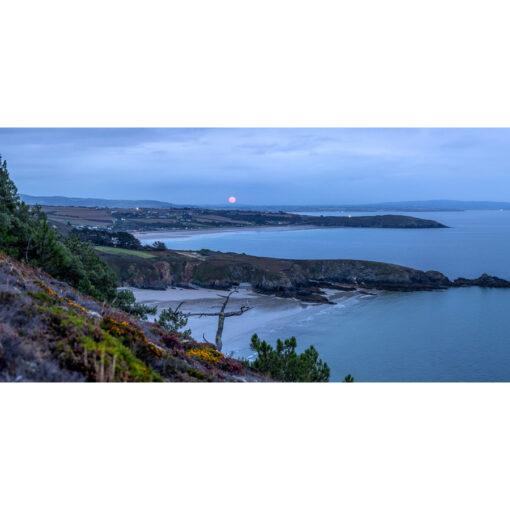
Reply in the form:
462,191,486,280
132,224,323,241
128,285,367,355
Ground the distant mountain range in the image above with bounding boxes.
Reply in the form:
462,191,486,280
20,195,510,211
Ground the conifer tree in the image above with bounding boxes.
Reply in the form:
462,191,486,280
249,334,331,382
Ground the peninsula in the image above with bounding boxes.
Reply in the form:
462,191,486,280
99,246,510,303
40,205,447,232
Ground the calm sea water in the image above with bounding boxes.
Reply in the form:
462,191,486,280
139,211,510,382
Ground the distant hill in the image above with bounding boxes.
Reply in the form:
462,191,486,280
225,200,510,212
20,194,177,209
20,195,510,211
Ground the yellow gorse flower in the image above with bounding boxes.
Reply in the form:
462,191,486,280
187,348,223,364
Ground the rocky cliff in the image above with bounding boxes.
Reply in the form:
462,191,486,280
100,248,510,302
100,249,462,302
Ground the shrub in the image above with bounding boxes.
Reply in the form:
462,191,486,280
147,241,167,251
249,334,330,382
114,289,157,320
157,305,191,338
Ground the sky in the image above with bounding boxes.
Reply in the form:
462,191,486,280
0,128,509,205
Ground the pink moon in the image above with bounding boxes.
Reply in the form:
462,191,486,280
228,196,236,204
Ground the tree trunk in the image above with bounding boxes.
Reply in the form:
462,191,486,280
215,313,225,352
188,290,252,352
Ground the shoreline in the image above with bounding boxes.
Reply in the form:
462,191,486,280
128,285,370,354
132,224,322,241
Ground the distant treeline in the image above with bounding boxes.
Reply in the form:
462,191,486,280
71,228,167,251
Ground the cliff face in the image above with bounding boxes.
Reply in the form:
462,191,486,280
0,252,265,382
101,249,455,300
102,248,510,301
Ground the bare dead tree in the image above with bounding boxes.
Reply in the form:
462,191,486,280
188,289,252,352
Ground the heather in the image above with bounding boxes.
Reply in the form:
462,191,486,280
0,250,264,382
0,155,332,382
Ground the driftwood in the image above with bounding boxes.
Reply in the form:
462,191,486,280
189,289,252,352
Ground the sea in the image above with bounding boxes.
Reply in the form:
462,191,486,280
136,210,510,382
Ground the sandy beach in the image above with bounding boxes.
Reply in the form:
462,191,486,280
128,285,361,356
133,224,321,242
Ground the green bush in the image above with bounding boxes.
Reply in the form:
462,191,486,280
148,241,167,251
114,289,157,320
157,305,191,338
71,228,143,251
249,334,330,382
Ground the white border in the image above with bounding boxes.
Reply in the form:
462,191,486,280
1,0,510,127
2,384,510,509
2,1,510,509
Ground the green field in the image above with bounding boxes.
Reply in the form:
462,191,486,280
94,246,156,258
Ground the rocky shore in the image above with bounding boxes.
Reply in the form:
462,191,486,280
99,248,510,303
451,273,510,288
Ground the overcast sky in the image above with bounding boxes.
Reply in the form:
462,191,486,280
0,128,509,205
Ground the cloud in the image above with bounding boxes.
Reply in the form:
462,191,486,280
1,128,509,204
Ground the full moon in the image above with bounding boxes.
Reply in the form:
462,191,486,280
228,196,236,204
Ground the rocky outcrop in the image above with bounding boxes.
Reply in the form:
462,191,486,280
292,260,451,292
100,249,510,301
122,260,179,289
101,249,453,300
452,273,510,288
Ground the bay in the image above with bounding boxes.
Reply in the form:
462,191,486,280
136,210,510,381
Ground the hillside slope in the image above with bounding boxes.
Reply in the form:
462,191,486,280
0,252,264,382
101,248,510,301
101,248,452,300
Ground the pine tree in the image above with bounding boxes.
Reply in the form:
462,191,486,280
249,334,331,382
0,155,20,213
0,155,119,303
0,155,34,258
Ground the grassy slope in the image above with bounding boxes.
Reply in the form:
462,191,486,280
99,247,452,296
0,251,265,382
94,246,156,258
